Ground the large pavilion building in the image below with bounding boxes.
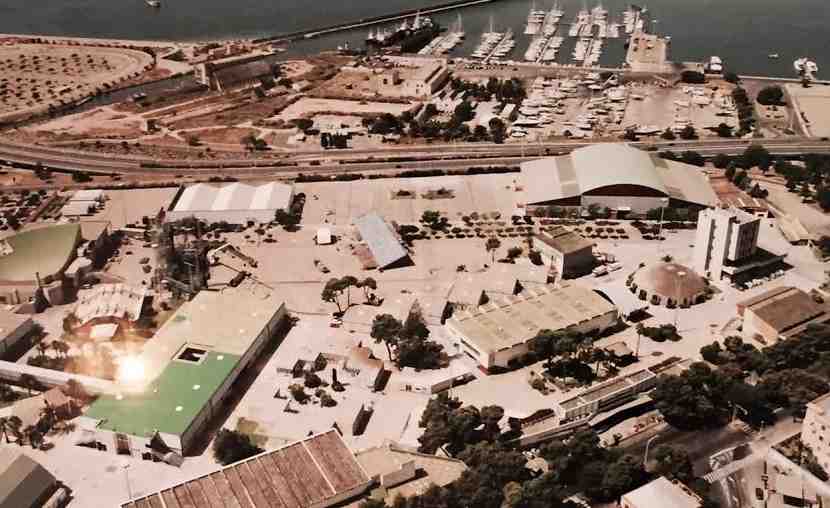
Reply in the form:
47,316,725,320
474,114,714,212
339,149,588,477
520,144,717,215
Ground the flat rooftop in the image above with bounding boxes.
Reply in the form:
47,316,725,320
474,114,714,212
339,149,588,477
447,283,617,354
122,430,371,508
85,350,241,438
139,289,283,383
623,476,701,508
535,226,593,254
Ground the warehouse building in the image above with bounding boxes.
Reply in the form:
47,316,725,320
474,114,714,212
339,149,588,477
196,53,279,92
354,212,411,270
121,430,372,508
737,286,828,344
0,448,67,508
167,182,294,225
520,144,717,215
0,309,36,358
445,283,618,371
80,289,287,457
532,227,595,278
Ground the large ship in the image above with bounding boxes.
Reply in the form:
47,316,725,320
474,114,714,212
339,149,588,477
365,12,441,53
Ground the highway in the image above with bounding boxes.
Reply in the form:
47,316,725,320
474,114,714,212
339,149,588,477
1,137,829,177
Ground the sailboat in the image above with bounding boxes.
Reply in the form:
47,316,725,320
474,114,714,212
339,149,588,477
146,0,161,7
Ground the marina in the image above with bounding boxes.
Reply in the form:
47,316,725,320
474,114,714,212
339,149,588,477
1,0,827,77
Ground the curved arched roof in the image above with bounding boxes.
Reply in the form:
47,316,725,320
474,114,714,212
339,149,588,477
570,144,668,195
521,143,717,207
632,262,707,302
0,224,80,283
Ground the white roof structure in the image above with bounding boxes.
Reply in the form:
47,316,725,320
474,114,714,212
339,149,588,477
354,212,409,269
317,227,333,245
61,201,95,217
73,284,148,326
622,477,701,508
90,323,118,342
70,189,105,202
521,144,717,207
169,182,294,223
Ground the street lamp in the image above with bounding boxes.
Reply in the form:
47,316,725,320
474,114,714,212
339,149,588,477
657,197,669,254
122,459,133,501
674,271,686,328
644,434,660,469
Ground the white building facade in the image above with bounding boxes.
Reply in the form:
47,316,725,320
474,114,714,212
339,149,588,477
693,207,760,280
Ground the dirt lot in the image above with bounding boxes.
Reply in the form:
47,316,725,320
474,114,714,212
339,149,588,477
0,43,153,120
277,97,414,121
188,127,258,145
27,106,145,138
787,83,830,138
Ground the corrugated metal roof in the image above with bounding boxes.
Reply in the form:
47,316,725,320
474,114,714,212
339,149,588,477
521,144,716,207
354,212,408,269
173,182,293,214
122,430,371,508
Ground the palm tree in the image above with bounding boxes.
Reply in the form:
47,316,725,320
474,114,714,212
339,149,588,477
340,276,359,308
0,417,9,443
5,416,22,445
23,425,42,449
485,237,501,264
51,340,69,359
35,341,49,360
359,277,377,303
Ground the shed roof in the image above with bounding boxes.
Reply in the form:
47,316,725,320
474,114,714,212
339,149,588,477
356,443,466,500
354,213,409,269
0,448,56,508
121,430,371,508
740,286,826,333
521,144,717,207
213,59,275,88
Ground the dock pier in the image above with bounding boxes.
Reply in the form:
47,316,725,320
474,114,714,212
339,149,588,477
253,0,499,44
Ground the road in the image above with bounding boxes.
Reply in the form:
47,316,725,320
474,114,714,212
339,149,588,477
1,137,829,177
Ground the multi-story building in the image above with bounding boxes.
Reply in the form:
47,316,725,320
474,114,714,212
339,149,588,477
802,393,830,471
693,206,784,283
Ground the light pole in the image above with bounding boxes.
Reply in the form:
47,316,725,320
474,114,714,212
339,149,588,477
674,271,686,328
122,460,133,501
657,197,669,254
644,434,660,469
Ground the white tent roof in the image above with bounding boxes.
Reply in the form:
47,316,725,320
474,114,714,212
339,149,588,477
173,182,294,213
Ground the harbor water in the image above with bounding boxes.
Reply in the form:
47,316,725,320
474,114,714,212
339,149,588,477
2,0,828,77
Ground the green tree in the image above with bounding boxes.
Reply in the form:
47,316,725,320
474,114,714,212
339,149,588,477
274,208,300,231
358,277,377,302
679,125,698,140
660,128,676,140
371,313,402,360
485,237,501,263
18,374,39,396
600,455,647,501
715,123,733,138
713,153,732,169
651,363,732,430
321,277,346,314
653,445,694,482
757,85,785,106
212,429,264,465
